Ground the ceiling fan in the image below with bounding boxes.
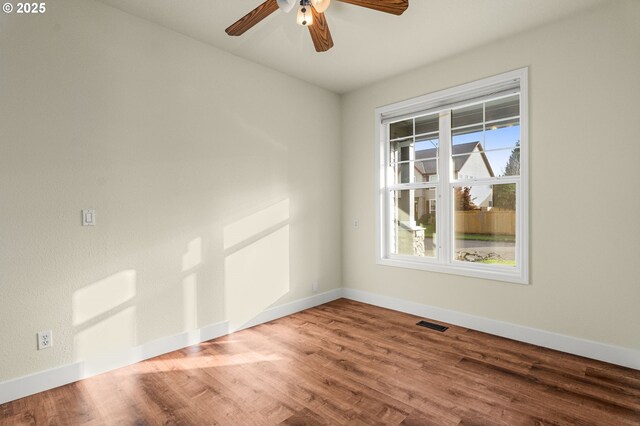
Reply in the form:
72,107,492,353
225,0,409,53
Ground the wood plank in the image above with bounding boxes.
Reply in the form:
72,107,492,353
225,0,279,36
308,7,334,52
336,0,408,15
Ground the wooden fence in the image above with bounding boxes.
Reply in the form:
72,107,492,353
454,210,515,236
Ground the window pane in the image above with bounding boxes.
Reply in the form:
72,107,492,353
485,94,519,122
415,137,439,182
452,125,483,147
485,120,519,151
453,184,516,267
390,137,413,162
415,114,439,135
399,145,411,162
393,162,412,184
415,136,439,153
414,159,438,183
452,103,483,128
452,152,495,180
391,189,437,258
486,148,520,176
389,119,413,139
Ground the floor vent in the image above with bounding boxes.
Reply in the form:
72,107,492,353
416,320,448,332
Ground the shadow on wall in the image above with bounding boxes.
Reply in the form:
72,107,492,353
223,199,291,332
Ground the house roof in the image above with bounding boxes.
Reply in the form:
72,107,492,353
414,141,495,177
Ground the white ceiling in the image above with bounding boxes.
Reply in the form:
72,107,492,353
96,0,606,93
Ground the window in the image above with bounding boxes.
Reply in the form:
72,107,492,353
429,199,437,213
376,69,528,284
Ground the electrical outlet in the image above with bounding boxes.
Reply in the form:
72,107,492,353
312,280,318,293
37,330,53,350
353,219,360,229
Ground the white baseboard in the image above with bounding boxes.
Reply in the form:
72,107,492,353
0,288,343,405
342,288,640,371
0,321,229,406
3,287,636,405
236,288,343,332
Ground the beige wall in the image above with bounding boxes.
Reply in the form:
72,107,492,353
0,0,341,381
1,0,638,386
342,1,640,350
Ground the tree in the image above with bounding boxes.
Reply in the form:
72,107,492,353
492,183,516,210
503,141,520,176
455,186,478,211
493,141,520,210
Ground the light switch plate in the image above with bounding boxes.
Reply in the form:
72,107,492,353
82,209,96,226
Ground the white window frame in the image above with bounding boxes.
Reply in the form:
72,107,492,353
375,68,529,285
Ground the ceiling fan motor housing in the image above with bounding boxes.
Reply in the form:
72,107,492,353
276,0,297,13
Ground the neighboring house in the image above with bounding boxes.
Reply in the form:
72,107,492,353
414,141,494,221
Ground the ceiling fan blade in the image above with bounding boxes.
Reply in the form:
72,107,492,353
226,0,279,36
308,7,334,52
336,0,408,15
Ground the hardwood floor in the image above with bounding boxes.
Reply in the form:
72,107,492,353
1,298,639,425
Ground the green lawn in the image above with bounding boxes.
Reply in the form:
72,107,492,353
454,233,515,243
478,259,517,266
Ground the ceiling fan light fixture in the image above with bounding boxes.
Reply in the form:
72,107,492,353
311,0,331,13
296,3,313,26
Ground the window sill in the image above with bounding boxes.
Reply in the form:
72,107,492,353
377,256,529,285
